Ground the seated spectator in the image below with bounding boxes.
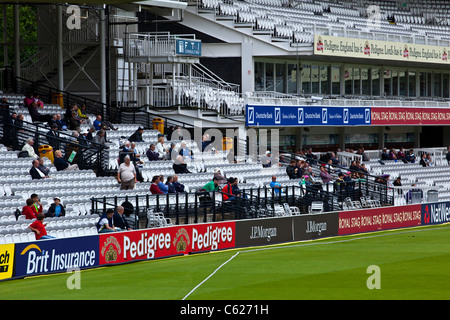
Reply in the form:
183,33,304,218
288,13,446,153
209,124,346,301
261,150,272,168
146,144,159,161
388,148,397,160
150,176,164,194
221,177,241,201
319,165,333,184
22,138,38,159
69,110,82,130
156,136,169,160
77,104,90,123
46,197,65,218
397,148,406,162
381,148,389,160
30,159,48,180
157,175,169,194
22,198,37,220
270,175,282,194
305,148,317,164
92,129,107,146
202,177,219,192
128,126,144,143
330,152,340,166
54,150,79,171
201,134,212,151
28,213,55,240
286,160,300,179
173,155,191,174
37,157,50,176
30,193,43,216
419,153,428,167
113,206,132,231
172,174,185,193
213,168,227,185
426,153,433,166
405,149,416,163
27,101,52,123
96,209,116,233
179,141,193,160
23,93,34,108
93,115,103,130
165,176,177,193
56,113,68,130
33,93,44,108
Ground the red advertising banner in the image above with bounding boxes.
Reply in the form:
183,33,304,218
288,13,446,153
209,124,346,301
99,222,236,265
338,204,422,235
371,107,450,126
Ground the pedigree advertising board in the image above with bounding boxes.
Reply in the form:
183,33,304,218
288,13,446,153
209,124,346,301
99,222,235,265
338,204,422,235
314,35,449,65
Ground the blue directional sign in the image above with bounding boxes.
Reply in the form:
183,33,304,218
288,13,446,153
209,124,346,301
245,105,371,127
176,39,202,56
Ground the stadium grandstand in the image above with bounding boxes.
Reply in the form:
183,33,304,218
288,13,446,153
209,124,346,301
0,0,449,249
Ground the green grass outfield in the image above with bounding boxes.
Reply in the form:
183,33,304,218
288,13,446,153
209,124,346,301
1,224,449,300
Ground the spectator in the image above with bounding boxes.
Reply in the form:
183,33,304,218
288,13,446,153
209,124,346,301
397,148,406,162
270,175,282,194
201,134,212,151
173,155,191,174
179,141,193,160
69,110,82,130
30,193,43,216
426,153,433,166
381,148,389,160
202,177,219,192
22,138,38,159
419,153,428,167
46,197,65,218
406,149,416,163
319,165,333,184
37,157,50,176
54,150,79,171
93,115,103,130
146,144,159,161
30,159,48,180
172,174,185,193
56,113,68,130
96,209,116,233
157,174,169,194
213,168,227,185
22,198,37,220
78,128,90,147
93,129,106,146
286,159,299,179
165,176,177,193
221,177,240,201
29,213,55,240
117,155,137,190
77,104,89,123
261,150,272,168
23,93,34,108
388,148,397,160
113,206,132,231
27,101,52,123
33,93,44,108
128,126,144,143
46,124,60,150
156,136,169,160
150,176,164,194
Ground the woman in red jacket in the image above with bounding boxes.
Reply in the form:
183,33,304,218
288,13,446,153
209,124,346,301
22,198,37,220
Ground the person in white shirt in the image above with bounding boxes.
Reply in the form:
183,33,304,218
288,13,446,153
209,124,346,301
117,156,136,190
156,136,169,160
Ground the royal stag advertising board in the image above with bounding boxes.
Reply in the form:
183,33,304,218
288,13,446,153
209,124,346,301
99,222,235,265
338,204,422,235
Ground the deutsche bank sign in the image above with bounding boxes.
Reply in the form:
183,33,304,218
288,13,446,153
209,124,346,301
245,105,371,127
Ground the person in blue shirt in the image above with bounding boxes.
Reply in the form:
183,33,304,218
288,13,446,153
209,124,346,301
270,175,283,194
157,175,169,193
46,197,65,218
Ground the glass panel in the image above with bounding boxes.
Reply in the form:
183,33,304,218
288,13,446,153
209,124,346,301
331,66,340,95
392,70,398,96
311,65,319,94
433,73,441,97
353,68,361,95
408,71,416,97
275,63,285,93
345,68,353,95
254,62,265,91
301,65,311,94
443,73,449,98
399,70,406,96
372,68,380,96
320,66,329,94
265,63,274,91
420,72,427,97
361,68,369,95
384,69,391,96
287,64,298,94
